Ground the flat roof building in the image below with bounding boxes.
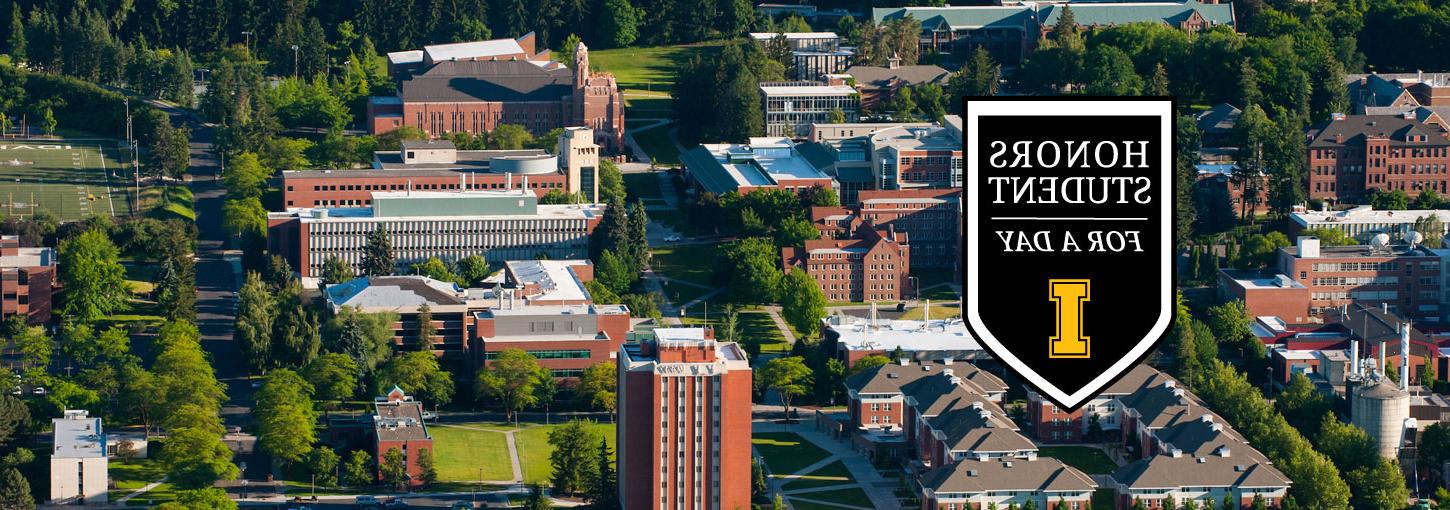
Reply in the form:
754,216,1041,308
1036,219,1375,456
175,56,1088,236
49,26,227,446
1289,205,1450,243
618,328,753,510
760,81,860,139
822,311,983,367
50,410,106,505
1277,236,1446,322
0,235,54,325
680,137,836,195
267,189,602,282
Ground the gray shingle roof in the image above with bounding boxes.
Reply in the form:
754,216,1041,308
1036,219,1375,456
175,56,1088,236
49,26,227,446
1195,103,1241,135
844,360,946,394
929,406,1029,452
844,65,950,91
873,2,1234,32
1113,453,1290,490
1308,114,1450,148
921,457,1097,494
399,60,573,103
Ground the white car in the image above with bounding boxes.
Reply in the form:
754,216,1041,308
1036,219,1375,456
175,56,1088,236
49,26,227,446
663,235,682,242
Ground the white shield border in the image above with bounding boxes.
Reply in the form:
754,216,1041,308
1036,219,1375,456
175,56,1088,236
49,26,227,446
964,99,1174,410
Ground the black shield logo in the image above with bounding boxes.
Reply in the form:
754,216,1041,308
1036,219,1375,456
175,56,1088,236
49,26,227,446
963,98,1174,410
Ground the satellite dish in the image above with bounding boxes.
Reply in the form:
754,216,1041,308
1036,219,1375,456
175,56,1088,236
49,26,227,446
1407,231,1425,246
1372,233,1391,249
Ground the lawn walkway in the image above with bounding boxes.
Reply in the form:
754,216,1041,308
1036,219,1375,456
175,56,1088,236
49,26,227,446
431,423,523,483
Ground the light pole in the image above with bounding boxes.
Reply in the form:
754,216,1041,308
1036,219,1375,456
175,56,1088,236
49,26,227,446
291,45,300,78
241,31,252,52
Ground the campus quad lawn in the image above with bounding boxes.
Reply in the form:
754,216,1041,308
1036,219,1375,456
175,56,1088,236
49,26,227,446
651,243,721,287
109,458,176,503
0,140,134,220
1039,446,1119,474
778,460,854,489
662,280,714,307
622,172,662,200
633,124,680,165
753,432,831,476
791,486,874,507
429,424,515,481
681,310,789,354
589,43,727,93
513,421,616,484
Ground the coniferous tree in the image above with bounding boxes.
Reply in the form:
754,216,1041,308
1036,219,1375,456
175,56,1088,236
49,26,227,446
414,304,437,351
6,3,24,62
586,438,618,508
361,225,395,276
626,200,650,272
235,272,275,373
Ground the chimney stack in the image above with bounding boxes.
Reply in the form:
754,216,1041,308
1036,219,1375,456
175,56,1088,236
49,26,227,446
1401,322,1412,390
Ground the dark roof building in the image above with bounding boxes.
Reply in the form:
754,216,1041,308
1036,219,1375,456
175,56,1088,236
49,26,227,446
367,38,625,153
1306,113,1450,204
370,387,434,488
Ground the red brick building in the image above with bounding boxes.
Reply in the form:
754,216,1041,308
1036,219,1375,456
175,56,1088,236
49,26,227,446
1217,269,1312,323
471,303,630,378
1306,112,1450,204
1276,235,1444,322
284,129,603,209
617,328,753,510
812,189,960,269
0,236,53,325
783,222,911,302
369,37,625,152
370,387,433,488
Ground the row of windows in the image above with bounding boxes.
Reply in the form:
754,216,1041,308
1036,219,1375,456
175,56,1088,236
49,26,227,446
299,181,563,193
1312,276,1398,286
483,349,592,360
1311,262,1399,272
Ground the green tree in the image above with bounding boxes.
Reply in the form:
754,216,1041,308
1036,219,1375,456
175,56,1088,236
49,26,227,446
343,450,373,487
0,467,30,510
849,355,890,375
490,124,533,150
255,369,317,464
525,484,553,510
12,326,48,374
1146,63,1171,96
781,270,826,337
58,229,130,322
577,362,617,413
595,249,632,295
362,225,395,276
222,197,267,238
38,107,54,136
306,447,340,487
1299,228,1357,246
548,419,598,495
1415,215,1444,248
416,447,438,486
374,351,455,405
453,255,491,286
222,151,270,198
1207,300,1253,349
410,257,456,282
380,447,407,490
235,272,275,372
414,304,438,350
724,237,783,303
271,282,321,367
1231,105,1274,222
321,256,355,285
475,348,546,423
586,438,618,508
155,256,197,321
759,356,812,419
302,353,359,404
6,2,24,63
161,426,239,489
599,0,641,48
323,307,396,373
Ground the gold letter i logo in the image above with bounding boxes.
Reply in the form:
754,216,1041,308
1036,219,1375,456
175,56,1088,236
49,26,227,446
1049,279,1091,358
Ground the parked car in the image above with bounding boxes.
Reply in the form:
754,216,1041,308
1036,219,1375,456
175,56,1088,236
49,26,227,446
449,503,475,510
664,235,682,242
355,495,380,507
383,499,410,509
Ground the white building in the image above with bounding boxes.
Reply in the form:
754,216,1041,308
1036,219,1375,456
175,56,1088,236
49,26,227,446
1291,205,1450,243
50,410,107,505
760,81,861,138
267,189,602,283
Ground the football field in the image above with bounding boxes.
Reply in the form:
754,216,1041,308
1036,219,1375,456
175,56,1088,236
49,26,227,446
0,140,134,221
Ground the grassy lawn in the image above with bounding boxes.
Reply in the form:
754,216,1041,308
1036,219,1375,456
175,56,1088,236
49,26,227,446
430,424,515,481
661,280,714,306
791,487,874,507
779,460,853,489
633,124,680,165
590,42,728,93
514,421,616,484
624,95,672,117
919,284,960,301
682,310,789,354
753,432,831,476
109,458,175,503
1040,446,1119,475
623,172,662,200
898,303,961,321
910,267,958,289
651,243,721,287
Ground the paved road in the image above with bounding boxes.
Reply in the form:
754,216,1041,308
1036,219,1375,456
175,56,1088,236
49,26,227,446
150,102,265,479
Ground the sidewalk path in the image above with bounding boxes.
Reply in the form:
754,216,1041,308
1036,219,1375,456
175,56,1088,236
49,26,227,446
753,420,903,510
432,423,524,483
114,477,168,504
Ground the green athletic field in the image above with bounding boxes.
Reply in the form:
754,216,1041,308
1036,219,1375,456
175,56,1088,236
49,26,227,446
0,139,133,221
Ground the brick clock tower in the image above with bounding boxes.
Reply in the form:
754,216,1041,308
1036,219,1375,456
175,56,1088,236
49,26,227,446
571,42,626,152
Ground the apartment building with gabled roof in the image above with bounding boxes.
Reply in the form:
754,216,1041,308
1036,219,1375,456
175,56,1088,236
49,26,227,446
920,456,1098,510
